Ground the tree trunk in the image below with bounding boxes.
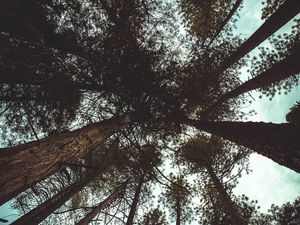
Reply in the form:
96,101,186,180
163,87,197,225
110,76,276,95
218,49,300,104
0,115,130,205
205,163,246,225
205,0,242,49
175,189,181,225
76,180,128,225
11,175,97,225
183,118,300,173
125,173,146,225
216,0,300,74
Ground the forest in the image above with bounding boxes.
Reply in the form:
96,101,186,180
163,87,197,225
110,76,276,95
0,0,300,224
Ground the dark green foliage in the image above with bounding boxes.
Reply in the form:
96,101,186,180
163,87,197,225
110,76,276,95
138,208,167,225
160,176,194,224
250,18,300,100
1,0,299,224
286,101,300,123
250,197,300,225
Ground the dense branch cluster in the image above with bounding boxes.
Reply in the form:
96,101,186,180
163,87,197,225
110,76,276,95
0,0,299,224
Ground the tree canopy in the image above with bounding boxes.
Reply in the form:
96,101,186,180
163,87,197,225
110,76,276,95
0,0,300,224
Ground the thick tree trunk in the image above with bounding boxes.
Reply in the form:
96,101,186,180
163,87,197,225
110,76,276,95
216,0,300,74
183,119,300,173
205,163,246,225
11,158,114,225
0,115,129,205
11,175,97,225
125,173,145,225
76,180,128,225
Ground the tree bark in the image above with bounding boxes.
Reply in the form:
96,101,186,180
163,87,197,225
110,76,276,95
183,118,300,173
0,115,130,205
215,0,300,74
11,156,114,225
205,163,246,225
11,175,97,225
175,189,181,225
76,180,128,225
125,173,146,225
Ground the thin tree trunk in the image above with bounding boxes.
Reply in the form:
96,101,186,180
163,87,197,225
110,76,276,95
175,189,181,225
125,173,146,225
11,155,114,225
76,180,128,225
0,115,130,205
216,0,300,74
183,118,300,173
205,0,242,49
205,163,246,225
11,175,96,225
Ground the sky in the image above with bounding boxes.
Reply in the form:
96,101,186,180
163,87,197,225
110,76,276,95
232,0,300,213
1,0,300,224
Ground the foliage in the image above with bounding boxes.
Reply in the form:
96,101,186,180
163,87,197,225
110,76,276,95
159,176,194,224
138,208,167,225
1,0,299,224
286,100,300,123
249,17,300,100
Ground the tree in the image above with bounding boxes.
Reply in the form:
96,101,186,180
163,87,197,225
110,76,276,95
1,0,300,223
160,176,192,225
75,179,128,225
10,141,126,225
125,144,162,225
214,0,300,75
0,115,129,205
138,208,167,225
286,101,300,124
210,48,300,108
181,117,300,173
125,172,146,225
179,135,248,225
250,196,300,225
180,0,242,43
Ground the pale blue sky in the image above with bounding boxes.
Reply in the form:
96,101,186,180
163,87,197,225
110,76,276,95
233,0,300,213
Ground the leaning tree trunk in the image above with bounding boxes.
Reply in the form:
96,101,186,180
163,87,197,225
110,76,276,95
0,115,129,205
206,49,300,111
11,173,99,225
125,172,146,225
205,0,242,49
205,163,246,225
11,156,114,225
183,118,300,173
76,180,128,225
215,0,300,74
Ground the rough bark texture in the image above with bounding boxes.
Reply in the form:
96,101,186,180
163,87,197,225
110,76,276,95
216,0,300,74
0,115,129,205
205,163,246,225
76,180,128,225
184,119,300,173
11,148,116,225
125,173,145,225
